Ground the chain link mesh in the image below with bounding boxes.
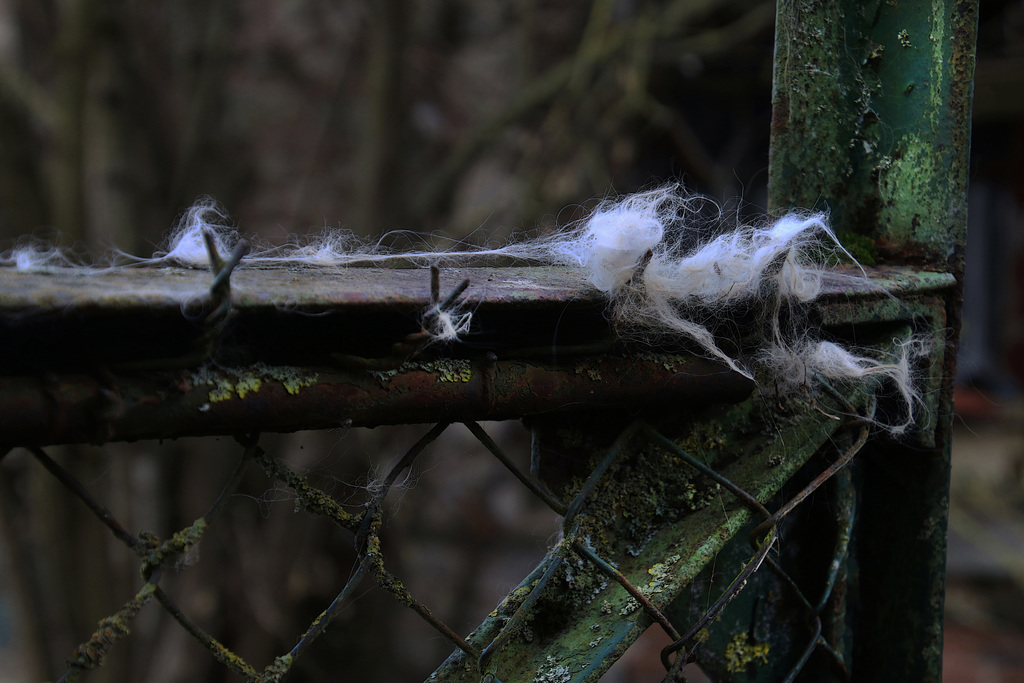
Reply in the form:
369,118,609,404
3,386,872,682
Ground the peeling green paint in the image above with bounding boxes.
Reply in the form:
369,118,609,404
769,0,975,270
765,7,972,679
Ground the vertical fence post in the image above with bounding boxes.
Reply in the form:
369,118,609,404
769,0,976,273
768,1,978,680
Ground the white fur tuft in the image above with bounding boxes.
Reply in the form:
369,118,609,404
573,189,668,292
153,197,242,267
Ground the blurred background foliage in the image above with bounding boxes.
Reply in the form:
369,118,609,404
0,0,778,254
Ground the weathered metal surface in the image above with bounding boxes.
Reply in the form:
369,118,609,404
0,264,950,314
0,353,753,446
0,263,956,446
768,1,977,681
424,288,940,682
0,3,976,680
429,364,882,683
0,265,610,371
0,264,954,373
769,0,977,273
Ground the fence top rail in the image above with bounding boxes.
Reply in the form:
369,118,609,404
0,264,955,316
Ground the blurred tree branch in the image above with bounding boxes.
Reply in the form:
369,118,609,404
48,0,103,242
410,0,770,220
167,0,231,221
0,60,56,131
356,0,409,233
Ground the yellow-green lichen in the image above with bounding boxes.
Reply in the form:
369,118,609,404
724,633,770,673
261,653,294,680
491,583,535,617
646,554,682,594
676,420,726,454
263,365,319,395
575,362,602,381
620,554,684,615
639,351,688,373
209,379,234,403
191,364,318,402
418,358,472,382
69,582,158,670
234,374,262,398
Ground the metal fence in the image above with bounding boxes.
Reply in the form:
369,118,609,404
0,1,977,681
0,245,956,682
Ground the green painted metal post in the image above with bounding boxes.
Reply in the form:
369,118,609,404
769,1,978,680
769,0,976,273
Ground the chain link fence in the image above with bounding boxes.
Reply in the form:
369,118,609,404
0,320,888,682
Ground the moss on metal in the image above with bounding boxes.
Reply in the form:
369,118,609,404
768,0,976,272
427,367,881,682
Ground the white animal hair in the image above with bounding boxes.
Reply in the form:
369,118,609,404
3,186,925,433
539,186,922,433
1,236,84,270
758,338,928,435
148,196,244,267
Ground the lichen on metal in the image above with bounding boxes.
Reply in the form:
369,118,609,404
190,364,319,404
769,0,977,270
427,348,893,681
768,2,975,681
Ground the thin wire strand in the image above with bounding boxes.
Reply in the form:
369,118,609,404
659,396,875,674
575,539,681,641
355,421,450,551
641,424,772,522
464,421,568,515
286,564,370,662
28,446,143,551
660,529,777,670
154,586,259,681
